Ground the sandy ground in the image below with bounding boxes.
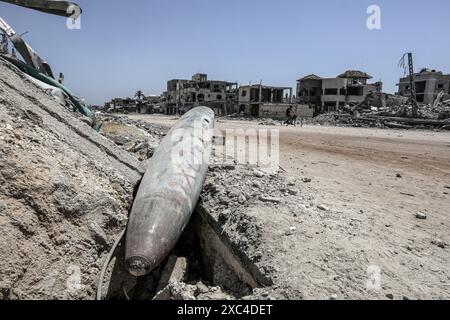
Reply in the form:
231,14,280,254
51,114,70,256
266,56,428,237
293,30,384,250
126,114,450,300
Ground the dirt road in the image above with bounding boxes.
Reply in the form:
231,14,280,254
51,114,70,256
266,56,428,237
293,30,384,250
127,114,450,299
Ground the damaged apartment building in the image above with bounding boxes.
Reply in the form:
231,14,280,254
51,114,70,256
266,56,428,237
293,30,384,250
297,70,382,114
164,73,238,115
238,84,293,117
397,68,450,104
104,95,161,114
237,84,313,119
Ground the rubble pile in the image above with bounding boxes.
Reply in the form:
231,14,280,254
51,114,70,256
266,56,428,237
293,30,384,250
421,101,450,120
95,114,167,161
0,59,145,299
334,92,450,129
303,90,450,130
308,101,450,130
198,163,305,286
145,253,235,301
96,114,167,138
351,100,450,120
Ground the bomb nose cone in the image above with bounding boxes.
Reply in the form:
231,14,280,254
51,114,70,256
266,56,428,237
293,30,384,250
126,256,152,277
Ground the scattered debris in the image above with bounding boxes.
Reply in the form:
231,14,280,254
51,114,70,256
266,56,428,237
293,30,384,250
307,99,450,130
317,204,329,211
259,196,282,204
400,192,415,197
416,212,427,220
431,239,449,249
156,255,188,292
285,227,296,236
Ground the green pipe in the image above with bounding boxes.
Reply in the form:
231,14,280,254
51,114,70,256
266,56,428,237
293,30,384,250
1,55,92,117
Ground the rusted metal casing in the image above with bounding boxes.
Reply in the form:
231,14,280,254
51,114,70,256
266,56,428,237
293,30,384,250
125,107,214,276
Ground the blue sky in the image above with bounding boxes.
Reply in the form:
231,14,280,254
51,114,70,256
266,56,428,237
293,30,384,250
1,0,449,105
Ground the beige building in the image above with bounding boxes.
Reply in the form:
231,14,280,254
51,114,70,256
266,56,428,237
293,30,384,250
397,68,450,104
237,84,293,117
165,73,238,115
297,70,382,114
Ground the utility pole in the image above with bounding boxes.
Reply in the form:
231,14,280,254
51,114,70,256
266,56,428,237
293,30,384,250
407,52,419,118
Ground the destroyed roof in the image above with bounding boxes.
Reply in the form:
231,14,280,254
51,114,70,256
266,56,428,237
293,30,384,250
297,74,322,81
338,70,373,79
418,68,445,75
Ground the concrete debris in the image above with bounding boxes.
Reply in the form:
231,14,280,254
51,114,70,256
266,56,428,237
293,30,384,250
253,169,266,178
259,196,282,204
431,239,449,249
252,181,262,189
195,281,210,294
153,281,197,300
317,204,329,211
415,212,427,220
154,281,234,301
88,221,108,247
286,189,298,196
306,98,450,130
96,113,165,161
238,193,247,204
285,227,296,236
195,286,235,300
156,255,188,292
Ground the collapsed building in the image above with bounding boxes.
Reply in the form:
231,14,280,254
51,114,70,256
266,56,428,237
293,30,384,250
236,83,313,119
104,94,161,114
397,68,450,104
297,70,383,115
164,77,313,119
105,97,136,112
237,84,294,117
164,73,238,116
